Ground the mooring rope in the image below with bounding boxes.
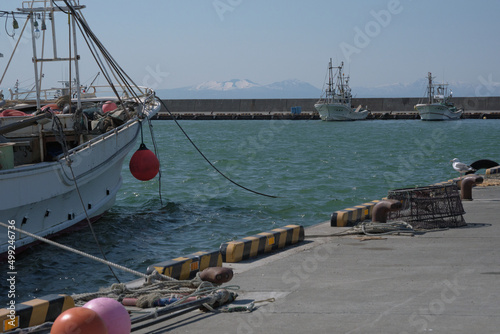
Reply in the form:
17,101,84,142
358,221,414,236
72,274,209,305
0,222,242,309
0,221,151,279
147,116,163,206
158,99,278,199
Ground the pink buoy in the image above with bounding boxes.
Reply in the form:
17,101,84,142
83,298,131,334
0,109,27,117
129,143,160,181
102,101,118,113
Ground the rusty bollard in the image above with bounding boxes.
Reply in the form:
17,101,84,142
372,199,402,223
199,267,234,285
460,175,484,201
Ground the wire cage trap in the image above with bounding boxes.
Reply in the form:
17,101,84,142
387,184,466,229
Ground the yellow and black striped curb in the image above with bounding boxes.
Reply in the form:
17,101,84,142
219,225,304,263
146,250,222,280
330,200,381,227
0,294,74,332
486,166,500,175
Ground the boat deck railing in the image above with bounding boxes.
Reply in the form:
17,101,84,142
8,85,155,104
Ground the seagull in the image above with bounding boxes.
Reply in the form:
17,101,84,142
451,158,475,176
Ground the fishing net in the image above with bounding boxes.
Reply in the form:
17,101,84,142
387,184,466,229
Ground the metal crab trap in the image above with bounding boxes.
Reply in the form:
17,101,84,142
387,184,466,229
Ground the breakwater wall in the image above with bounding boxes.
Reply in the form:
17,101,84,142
155,97,500,120
159,97,500,113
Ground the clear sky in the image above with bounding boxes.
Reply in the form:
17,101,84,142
1,0,500,94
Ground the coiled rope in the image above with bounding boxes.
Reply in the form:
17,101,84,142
0,220,241,316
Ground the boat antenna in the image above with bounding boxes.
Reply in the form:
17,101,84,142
0,11,31,87
158,99,278,199
88,71,100,86
59,0,143,111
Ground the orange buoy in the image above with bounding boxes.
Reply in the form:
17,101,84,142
129,143,160,181
51,307,108,334
0,109,27,117
102,101,118,113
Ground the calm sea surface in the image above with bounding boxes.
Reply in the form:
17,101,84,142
5,119,500,300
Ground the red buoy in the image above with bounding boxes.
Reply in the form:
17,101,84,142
129,143,160,181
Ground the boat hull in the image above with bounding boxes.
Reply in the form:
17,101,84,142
416,104,463,121
0,119,141,256
314,103,369,121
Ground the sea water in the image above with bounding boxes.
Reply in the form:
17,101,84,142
5,119,500,300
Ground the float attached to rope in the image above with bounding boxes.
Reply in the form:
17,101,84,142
129,143,160,181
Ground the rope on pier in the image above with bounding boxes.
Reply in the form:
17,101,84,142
0,222,241,312
307,221,415,238
72,274,239,306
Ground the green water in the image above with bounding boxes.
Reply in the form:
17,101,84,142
6,119,499,300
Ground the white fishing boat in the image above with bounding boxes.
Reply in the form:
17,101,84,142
0,1,161,257
314,59,369,121
415,72,463,121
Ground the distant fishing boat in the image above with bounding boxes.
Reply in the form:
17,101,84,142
0,0,160,257
415,72,463,121
314,59,369,121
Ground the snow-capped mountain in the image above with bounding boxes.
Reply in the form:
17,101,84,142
155,78,500,99
156,79,322,99
193,79,259,91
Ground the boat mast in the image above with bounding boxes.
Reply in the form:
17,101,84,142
71,11,82,109
427,72,433,104
327,58,334,102
338,62,344,95
50,1,58,58
19,1,86,110
28,11,42,110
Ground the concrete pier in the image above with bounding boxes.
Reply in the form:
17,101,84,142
133,184,500,333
